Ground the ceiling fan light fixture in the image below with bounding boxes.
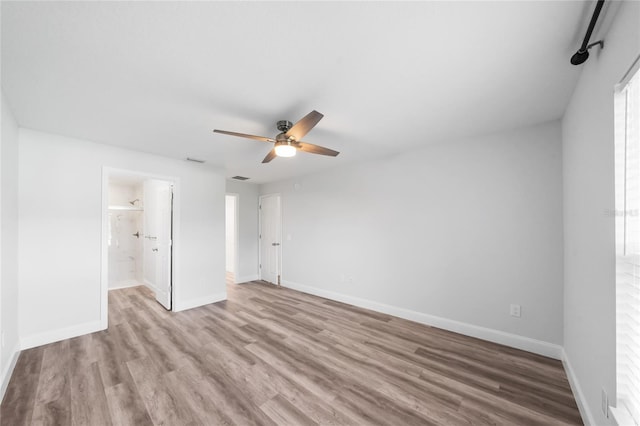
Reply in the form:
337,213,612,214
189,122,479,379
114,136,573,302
275,143,296,158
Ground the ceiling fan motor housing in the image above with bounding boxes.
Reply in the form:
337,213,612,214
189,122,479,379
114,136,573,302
276,120,293,132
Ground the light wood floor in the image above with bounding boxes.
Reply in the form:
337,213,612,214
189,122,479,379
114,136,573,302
1,276,582,425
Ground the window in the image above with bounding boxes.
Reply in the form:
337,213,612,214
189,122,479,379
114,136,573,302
616,60,640,425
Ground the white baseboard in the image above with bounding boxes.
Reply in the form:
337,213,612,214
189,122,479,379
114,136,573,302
174,291,227,312
282,280,563,360
235,274,259,284
20,320,104,351
0,342,20,404
562,349,595,426
143,279,158,293
108,279,142,290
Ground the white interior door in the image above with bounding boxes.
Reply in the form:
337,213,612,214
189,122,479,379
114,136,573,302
260,194,281,285
143,179,173,310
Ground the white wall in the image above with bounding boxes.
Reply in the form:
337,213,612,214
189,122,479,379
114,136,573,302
18,129,226,348
226,180,260,283
261,120,564,353
562,1,640,425
0,91,20,400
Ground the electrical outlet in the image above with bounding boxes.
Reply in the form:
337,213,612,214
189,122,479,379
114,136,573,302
510,304,521,318
602,389,608,418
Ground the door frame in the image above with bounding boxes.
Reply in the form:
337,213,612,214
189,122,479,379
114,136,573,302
225,193,240,284
258,193,282,285
101,167,180,328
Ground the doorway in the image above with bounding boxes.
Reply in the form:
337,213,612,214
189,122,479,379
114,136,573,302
225,194,239,284
259,194,282,286
102,168,178,328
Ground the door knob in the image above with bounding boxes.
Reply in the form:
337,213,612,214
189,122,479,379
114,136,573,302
271,242,280,246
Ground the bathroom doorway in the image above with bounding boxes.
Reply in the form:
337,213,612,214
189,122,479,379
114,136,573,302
101,168,178,327
107,176,144,290
225,193,238,284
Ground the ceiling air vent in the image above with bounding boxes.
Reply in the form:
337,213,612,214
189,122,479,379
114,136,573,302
186,157,205,163
232,176,250,181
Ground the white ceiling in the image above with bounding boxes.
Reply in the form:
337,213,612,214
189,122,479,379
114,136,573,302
2,1,596,183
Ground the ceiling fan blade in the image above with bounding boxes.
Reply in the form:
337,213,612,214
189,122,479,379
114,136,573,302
213,129,274,143
262,148,277,163
296,141,340,157
285,110,324,141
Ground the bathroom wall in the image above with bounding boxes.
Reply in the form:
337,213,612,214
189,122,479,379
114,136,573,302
108,183,143,207
108,183,144,289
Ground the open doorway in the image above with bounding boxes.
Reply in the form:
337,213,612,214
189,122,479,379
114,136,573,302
101,168,178,328
225,193,238,285
107,177,144,291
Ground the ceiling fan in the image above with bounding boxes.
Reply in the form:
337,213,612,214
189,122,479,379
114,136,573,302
214,110,339,163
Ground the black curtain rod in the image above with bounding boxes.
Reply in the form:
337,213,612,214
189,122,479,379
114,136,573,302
571,0,605,65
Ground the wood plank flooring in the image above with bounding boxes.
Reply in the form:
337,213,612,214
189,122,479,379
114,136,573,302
1,276,582,425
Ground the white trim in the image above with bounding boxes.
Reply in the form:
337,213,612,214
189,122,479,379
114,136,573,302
101,169,109,329
611,404,638,426
108,279,143,290
562,349,596,426
174,291,227,312
235,274,260,284
170,181,181,313
282,279,563,359
0,342,20,404
20,320,104,351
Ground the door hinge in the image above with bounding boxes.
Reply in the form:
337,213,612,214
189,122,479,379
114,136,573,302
259,264,262,269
